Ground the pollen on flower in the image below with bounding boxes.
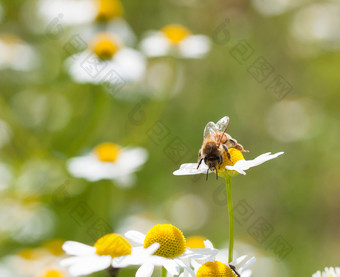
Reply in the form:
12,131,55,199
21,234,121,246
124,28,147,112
91,34,120,60
143,224,186,259
95,0,123,22
94,233,132,258
186,236,208,249
161,24,191,44
217,148,245,171
93,142,122,162
41,269,66,277
196,261,237,277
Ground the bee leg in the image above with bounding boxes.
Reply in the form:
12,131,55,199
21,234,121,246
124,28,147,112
235,144,249,152
197,158,203,169
223,144,231,160
215,168,218,180
206,169,209,181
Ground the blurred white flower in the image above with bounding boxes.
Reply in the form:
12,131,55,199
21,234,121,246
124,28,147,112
312,267,340,277
0,34,38,71
67,142,148,187
251,0,295,16
140,24,211,58
125,224,217,277
61,234,160,276
0,119,11,149
291,3,340,51
66,33,145,86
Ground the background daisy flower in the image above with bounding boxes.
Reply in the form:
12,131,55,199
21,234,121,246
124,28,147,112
61,233,134,276
67,142,148,188
312,267,340,277
0,34,38,71
66,32,145,86
140,24,211,58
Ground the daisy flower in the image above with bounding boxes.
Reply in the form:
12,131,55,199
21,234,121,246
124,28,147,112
66,32,145,86
0,34,38,71
140,24,211,59
312,267,340,277
124,224,218,277
194,255,255,277
61,233,155,276
39,0,135,45
67,142,148,188
173,116,283,178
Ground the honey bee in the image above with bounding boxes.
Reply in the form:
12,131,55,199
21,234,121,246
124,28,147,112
197,116,248,179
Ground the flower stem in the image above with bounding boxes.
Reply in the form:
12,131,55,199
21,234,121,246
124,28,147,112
107,267,120,277
161,266,167,277
226,175,234,263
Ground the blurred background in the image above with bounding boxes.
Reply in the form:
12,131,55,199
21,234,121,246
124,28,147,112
0,0,340,276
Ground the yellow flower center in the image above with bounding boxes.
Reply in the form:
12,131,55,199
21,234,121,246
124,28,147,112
41,269,66,277
216,148,245,177
94,234,132,258
197,261,237,277
91,34,120,60
17,248,44,260
42,239,65,256
143,224,186,259
96,0,124,22
93,143,122,162
186,236,208,249
161,24,191,44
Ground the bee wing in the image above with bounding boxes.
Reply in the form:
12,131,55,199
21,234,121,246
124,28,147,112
216,116,230,132
203,121,218,138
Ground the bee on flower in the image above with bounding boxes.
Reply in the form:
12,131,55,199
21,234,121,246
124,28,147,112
173,116,283,178
67,142,148,188
140,24,211,59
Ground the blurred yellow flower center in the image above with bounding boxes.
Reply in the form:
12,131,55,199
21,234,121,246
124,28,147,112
94,143,122,162
95,233,132,258
17,248,44,260
161,24,191,44
143,224,186,258
42,269,65,277
91,34,119,60
42,239,65,256
96,0,124,22
186,236,208,249
217,148,244,171
197,261,237,277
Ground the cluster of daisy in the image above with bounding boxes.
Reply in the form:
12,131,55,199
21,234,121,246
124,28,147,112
36,0,211,99
61,223,255,277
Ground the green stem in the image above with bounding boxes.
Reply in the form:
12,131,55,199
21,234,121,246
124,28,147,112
107,267,120,277
226,175,234,263
161,266,167,277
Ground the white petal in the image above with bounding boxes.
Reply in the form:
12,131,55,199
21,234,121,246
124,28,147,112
240,269,252,277
66,255,112,275
38,0,96,25
162,259,180,275
173,163,208,176
234,255,247,265
62,241,96,256
124,230,146,245
113,48,146,82
144,243,160,255
136,263,155,277
203,240,214,249
179,35,211,58
226,152,284,174
239,257,256,272
116,148,148,173
107,19,137,46
140,33,171,57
